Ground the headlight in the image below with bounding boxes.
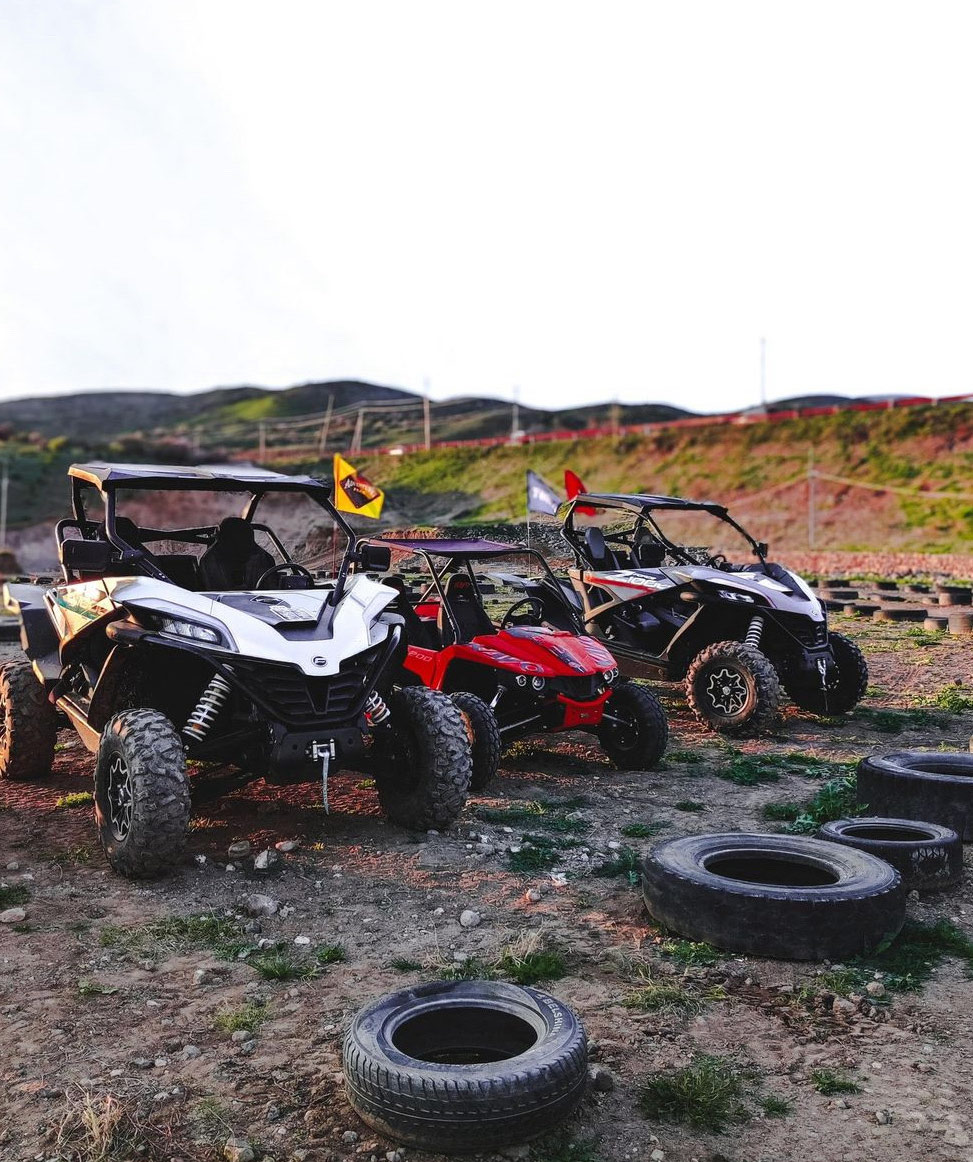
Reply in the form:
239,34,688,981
603,668,618,684
158,616,225,646
531,676,546,690
515,675,528,687
716,589,755,603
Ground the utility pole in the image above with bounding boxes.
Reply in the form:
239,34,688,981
422,379,431,450
807,447,816,548
317,395,334,457
351,407,364,455
0,459,8,548
510,385,520,444
258,420,266,462
760,336,767,410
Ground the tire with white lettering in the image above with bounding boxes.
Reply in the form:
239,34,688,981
342,980,588,1152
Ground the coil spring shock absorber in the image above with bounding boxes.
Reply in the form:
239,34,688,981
744,614,765,649
363,689,390,726
183,674,232,743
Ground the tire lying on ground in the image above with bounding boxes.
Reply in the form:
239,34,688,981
342,980,588,1152
641,833,906,960
857,751,973,840
818,817,962,891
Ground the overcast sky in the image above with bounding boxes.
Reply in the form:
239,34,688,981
1,1,972,413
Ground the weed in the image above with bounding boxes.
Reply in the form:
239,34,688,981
762,801,802,822
760,1094,793,1117
315,942,346,965
719,752,781,786
55,1086,169,1162
355,777,376,789
214,1001,267,1034
638,1054,752,1131
190,1095,234,1142
905,627,946,648
479,801,589,834
390,957,422,972
813,920,973,996
508,832,580,873
666,748,704,764
249,950,313,982
623,979,724,1015
785,775,864,834
914,683,973,714
674,800,705,813
100,912,247,961
529,1133,601,1162
0,883,29,909
440,956,497,981
621,821,667,838
48,844,92,865
810,1068,862,1096
593,845,640,883
855,706,939,733
77,979,119,998
55,790,94,809
659,937,721,967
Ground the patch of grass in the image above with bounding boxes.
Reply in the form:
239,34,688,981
659,937,721,967
440,956,498,981
621,821,667,838
190,1095,234,1142
785,775,864,834
249,950,313,982
760,1094,793,1117
77,979,119,997
855,706,940,733
821,919,973,995
762,801,802,822
0,883,30,909
213,1001,267,1034
499,941,567,984
389,957,422,972
666,748,705,764
638,1053,753,1131
315,942,346,966
55,790,94,809
719,752,782,786
529,1133,601,1162
48,844,92,865
623,979,724,1015
99,912,248,961
55,1086,170,1162
479,800,589,834
914,683,973,714
674,799,705,813
355,777,376,789
810,1068,862,1096
508,832,580,873
905,626,946,648
593,845,640,883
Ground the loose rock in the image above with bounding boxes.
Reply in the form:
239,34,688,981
224,1137,256,1162
459,909,481,928
244,893,280,918
227,841,251,860
0,907,26,924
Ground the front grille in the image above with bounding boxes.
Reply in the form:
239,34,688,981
228,653,374,727
775,614,827,648
552,674,604,701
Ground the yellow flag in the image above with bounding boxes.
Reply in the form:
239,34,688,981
333,453,385,519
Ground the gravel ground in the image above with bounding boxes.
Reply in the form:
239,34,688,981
2,613,973,1162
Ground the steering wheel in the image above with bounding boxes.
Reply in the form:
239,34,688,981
256,562,315,589
501,597,546,629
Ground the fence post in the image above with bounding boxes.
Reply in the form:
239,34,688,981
807,447,816,548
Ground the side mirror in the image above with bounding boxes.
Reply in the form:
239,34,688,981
358,543,391,572
60,538,112,574
756,541,769,558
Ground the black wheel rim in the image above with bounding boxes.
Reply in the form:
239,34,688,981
703,665,750,719
106,753,134,840
605,703,640,752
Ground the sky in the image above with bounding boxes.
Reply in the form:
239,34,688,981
1,1,972,414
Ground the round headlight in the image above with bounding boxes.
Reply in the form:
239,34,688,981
531,676,545,690
603,668,616,684
515,674,528,687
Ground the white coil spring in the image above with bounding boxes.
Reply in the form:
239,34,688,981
744,615,765,648
183,674,232,742
364,689,390,725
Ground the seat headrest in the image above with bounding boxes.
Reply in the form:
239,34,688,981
215,517,256,555
584,526,608,561
445,573,477,600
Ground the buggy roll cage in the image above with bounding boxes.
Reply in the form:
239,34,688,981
366,537,569,644
63,461,361,600
557,492,769,572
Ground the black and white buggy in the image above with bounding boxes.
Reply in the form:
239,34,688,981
520,492,867,734
0,463,473,876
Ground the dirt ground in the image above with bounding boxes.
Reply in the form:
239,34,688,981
3,610,973,1162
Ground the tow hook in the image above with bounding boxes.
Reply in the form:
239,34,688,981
309,739,336,812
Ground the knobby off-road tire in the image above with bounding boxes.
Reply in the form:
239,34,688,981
641,833,905,960
376,688,472,830
784,632,869,715
451,691,502,791
94,709,190,877
342,980,588,1152
597,681,669,769
0,657,58,779
857,751,973,841
685,641,782,735
818,817,962,891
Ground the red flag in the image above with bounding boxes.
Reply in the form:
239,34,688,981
565,469,596,515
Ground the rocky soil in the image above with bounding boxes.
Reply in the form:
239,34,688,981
2,613,973,1162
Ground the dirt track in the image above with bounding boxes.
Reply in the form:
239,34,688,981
3,613,973,1162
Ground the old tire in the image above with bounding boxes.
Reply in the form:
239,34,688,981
451,692,502,791
818,817,962,891
641,832,905,960
376,688,472,829
857,751,973,840
597,681,669,769
94,709,190,877
0,657,58,779
685,641,782,735
342,980,587,1152
784,632,869,715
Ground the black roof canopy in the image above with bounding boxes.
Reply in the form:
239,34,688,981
69,462,330,493
559,492,728,517
375,536,523,558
